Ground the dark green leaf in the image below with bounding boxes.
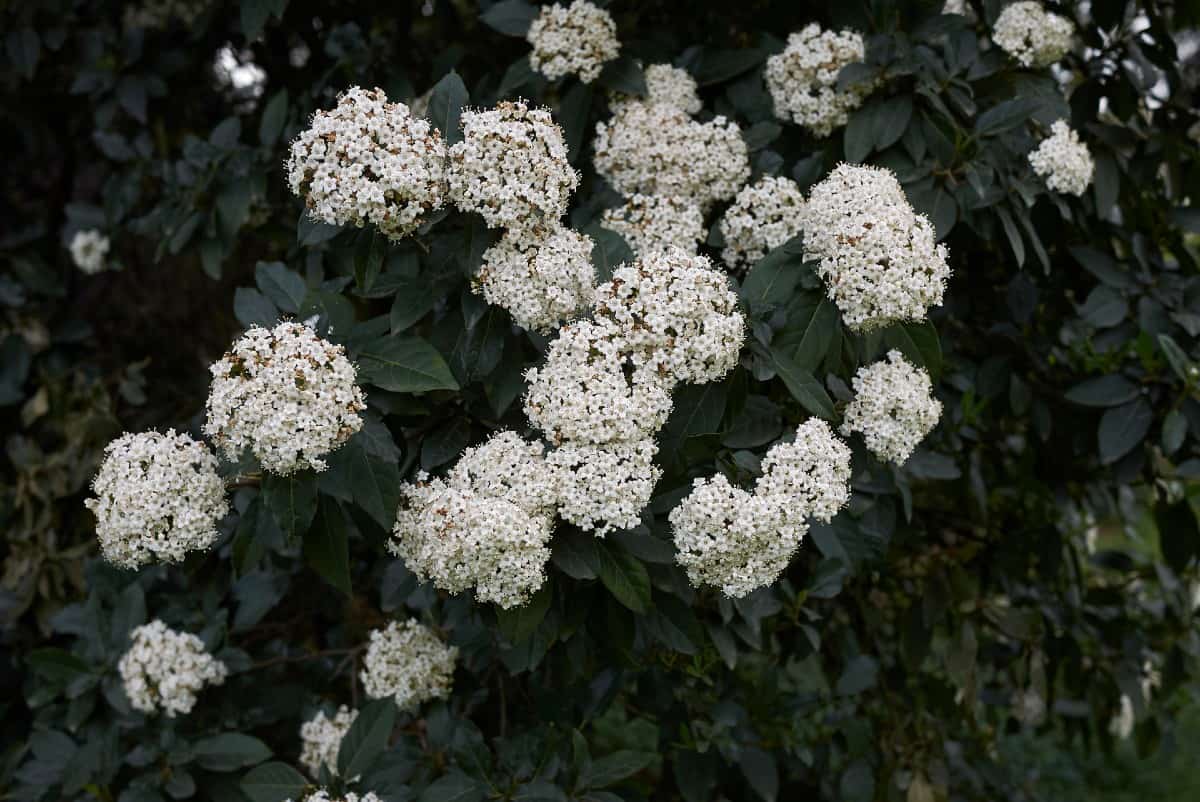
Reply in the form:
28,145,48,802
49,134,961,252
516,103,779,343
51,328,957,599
234,288,279,329
479,0,538,36
580,751,655,789
305,498,352,595
1064,375,1140,407
419,772,486,802
428,71,469,145
258,89,288,146
255,262,307,313
358,336,460,393
240,762,308,802
262,472,318,538
1156,498,1199,574
496,584,552,643
1098,400,1153,464
595,543,651,613
596,55,647,96
338,698,397,779
191,734,271,772
770,349,835,419
390,278,436,333
740,236,804,310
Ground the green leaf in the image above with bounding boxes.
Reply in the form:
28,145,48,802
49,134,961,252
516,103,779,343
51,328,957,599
595,543,651,613
479,0,539,36
305,498,352,595
1156,498,1199,574
255,262,307,313
258,89,288,146
881,321,942,380
191,733,272,772
390,278,436,333
580,751,655,789
874,94,913,151
419,772,486,802
1158,334,1194,381
297,213,341,246
974,97,1039,137
240,762,308,802
559,81,593,162
358,336,460,393
25,649,91,683
836,654,879,695
770,349,835,419
1079,285,1128,328
596,55,647,96
694,47,764,86
551,531,601,580
1098,399,1153,464
262,472,318,538
234,288,279,329
739,747,778,802
587,224,633,283
322,435,402,531
496,583,552,643
1064,375,1140,407
354,231,387,294
337,698,397,779
740,236,804,310
241,0,272,40
428,71,469,146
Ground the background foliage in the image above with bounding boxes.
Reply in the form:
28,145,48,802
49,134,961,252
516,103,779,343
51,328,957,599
4,1,1200,801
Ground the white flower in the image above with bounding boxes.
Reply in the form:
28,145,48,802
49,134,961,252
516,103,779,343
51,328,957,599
601,194,705,258
449,430,560,513
1028,120,1094,196
118,620,228,717
1012,688,1046,726
592,251,746,384
756,419,852,524
992,2,1074,68
69,229,110,274
448,101,579,231
526,0,620,83
85,430,229,569
204,321,366,475
592,101,749,210
765,24,874,137
840,350,942,464
548,439,661,535
286,87,447,240
299,706,357,778
475,224,595,332
670,474,800,598
360,620,457,711
942,0,969,14
286,791,381,802
719,176,806,268
642,63,702,114
802,163,950,332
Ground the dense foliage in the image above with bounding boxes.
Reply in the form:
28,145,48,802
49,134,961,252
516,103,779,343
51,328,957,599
4,1,1200,801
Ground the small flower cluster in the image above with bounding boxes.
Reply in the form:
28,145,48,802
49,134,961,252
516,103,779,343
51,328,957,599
801,163,950,332
118,620,228,717
360,620,457,712
475,224,595,333
765,24,874,137
640,63,703,114
719,176,807,268
85,430,229,569
391,431,559,607
526,0,620,83
992,1,1074,68
1028,120,1094,196
299,705,358,778
286,792,381,802
287,87,447,240
671,419,852,597
841,350,942,464
205,321,366,475
69,229,110,274
600,194,705,257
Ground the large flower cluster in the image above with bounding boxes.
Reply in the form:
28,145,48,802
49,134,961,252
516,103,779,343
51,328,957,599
719,176,806,268
547,440,660,535
526,0,619,83
475,224,595,332
86,430,228,569
756,419,853,524
286,87,447,240
360,620,457,712
765,24,874,137
1028,120,1094,196
299,705,357,778
841,350,942,464
118,620,228,717
601,194,705,258
69,229,110,274
391,431,559,607
801,163,950,332
204,321,366,475
992,1,1074,68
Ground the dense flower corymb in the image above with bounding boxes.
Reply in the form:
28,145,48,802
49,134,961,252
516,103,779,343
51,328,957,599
802,163,950,332
299,705,357,778
756,419,852,524
118,620,228,717
1028,120,1094,196
641,63,702,114
719,176,806,268
548,439,662,535
765,24,874,137
85,430,229,569
992,1,1074,68
475,224,595,332
69,229,110,274
526,0,620,83
286,87,447,240
841,350,942,464
205,321,366,475
360,620,457,711
601,194,705,258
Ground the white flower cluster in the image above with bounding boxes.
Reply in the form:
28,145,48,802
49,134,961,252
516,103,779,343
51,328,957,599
600,194,705,258
1028,120,1094,196
801,163,950,332
640,64,702,115
391,431,559,607
992,1,1074,68
69,229,110,274
670,419,852,597
547,440,660,535
475,224,595,332
85,430,229,569
841,350,942,464
118,620,228,717
719,176,806,268
765,24,874,137
526,0,620,83
205,321,366,475
286,87,447,240
286,792,381,802
448,101,579,231
360,620,457,712
299,705,357,778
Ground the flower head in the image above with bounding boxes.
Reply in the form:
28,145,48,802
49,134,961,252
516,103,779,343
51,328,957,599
765,24,875,137
993,2,1074,68
69,229,110,274
1028,120,1093,196
719,176,806,268
601,194,704,258
527,1,620,83
475,224,595,332
360,620,457,711
299,706,357,778
840,350,942,464
548,439,661,535
118,620,227,717
756,419,852,523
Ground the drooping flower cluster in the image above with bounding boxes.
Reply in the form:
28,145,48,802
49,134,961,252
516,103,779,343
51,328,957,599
286,87,447,240
118,620,228,717
841,350,942,464
360,620,457,712
719,176,807,268
801,163,950,332
85,430,229,569
670,419,852,597
391,431,559,607
600,194,705,258
765,24,875,137
204,321,366,475
526,0,620,83
475,225,595,332
1028,120,1094,196
299,705,358,778
69,229,110,274
285,792,381,802
992,1,1074,68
